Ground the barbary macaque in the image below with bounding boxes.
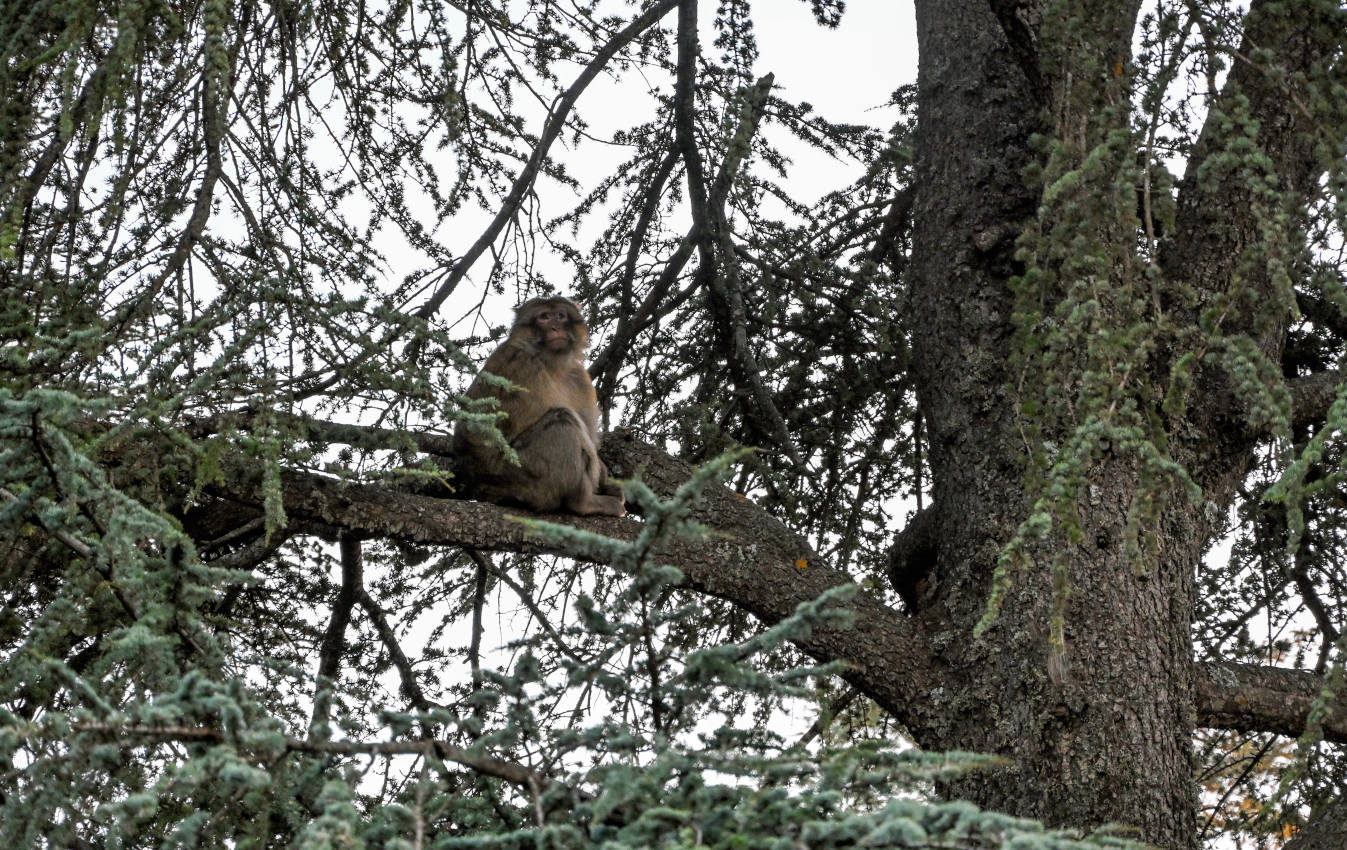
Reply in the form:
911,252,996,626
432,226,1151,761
453,296,625,517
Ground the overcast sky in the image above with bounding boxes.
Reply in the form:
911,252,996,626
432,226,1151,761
756,2,916,118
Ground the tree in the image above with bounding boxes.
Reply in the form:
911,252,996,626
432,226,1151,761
2,0,1347,848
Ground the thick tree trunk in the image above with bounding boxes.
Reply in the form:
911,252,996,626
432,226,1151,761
907,2,1199,847
905,0,1343,844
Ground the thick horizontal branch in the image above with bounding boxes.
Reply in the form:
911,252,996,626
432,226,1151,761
1197,367,1344,444
1194,660,1347,744
207,432,946,737
201,429,1342,744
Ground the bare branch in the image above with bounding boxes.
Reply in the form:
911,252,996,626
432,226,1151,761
467,550,489,694
595,149,680,408
793,687,859,750
414,0,681,319
69,723,547,790
310,535,363,736
358,586,439,716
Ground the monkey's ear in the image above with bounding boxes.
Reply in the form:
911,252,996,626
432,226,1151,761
513,298,546,325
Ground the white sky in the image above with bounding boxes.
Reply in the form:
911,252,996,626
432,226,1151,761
751,1,917,202
755,1,916,118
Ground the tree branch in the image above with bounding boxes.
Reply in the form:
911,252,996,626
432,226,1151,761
310,535,363,736
887,505,940,611
69,723,546,790
1194,660,1347,744
595,149,679,408
1166,0,1345,355
205,432,946,737
985,1,1046,97
357,586,439,716
1288,369,1344,430
1285,797,1347,850
414,0,680,319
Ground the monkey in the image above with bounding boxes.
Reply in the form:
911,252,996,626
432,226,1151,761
453,296,626,517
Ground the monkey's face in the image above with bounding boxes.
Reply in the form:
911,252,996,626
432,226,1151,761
534,306,574,352
514,297,588,356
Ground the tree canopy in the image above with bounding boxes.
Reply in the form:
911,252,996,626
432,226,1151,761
4,1,1347,849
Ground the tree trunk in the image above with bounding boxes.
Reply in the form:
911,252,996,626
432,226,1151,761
907,2,1199,846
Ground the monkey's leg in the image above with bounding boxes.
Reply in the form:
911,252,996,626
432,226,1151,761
595,459,625,500
507,409,624,517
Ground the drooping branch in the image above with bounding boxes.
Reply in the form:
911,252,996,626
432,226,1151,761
1166,0,1345,361
109,0,248,336
69,723,547,790
700,73,806,471
467,550,490,693
471,551,588,666
414,0,680,320
15,52,115,219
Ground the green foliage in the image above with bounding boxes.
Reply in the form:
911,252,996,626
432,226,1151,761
990,1,1347,838
988,0,1347,653
0,451,1143,848
5,0,1347,846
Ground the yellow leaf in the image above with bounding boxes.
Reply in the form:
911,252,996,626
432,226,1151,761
795,558,808,570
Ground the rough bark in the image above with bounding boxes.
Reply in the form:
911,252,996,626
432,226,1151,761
906,0,1189,846
897,0,1347,843
1285,800,1347,850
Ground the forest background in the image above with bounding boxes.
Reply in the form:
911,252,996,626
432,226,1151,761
3,1,1347,849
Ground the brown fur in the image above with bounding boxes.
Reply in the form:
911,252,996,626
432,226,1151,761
453,297,625,517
